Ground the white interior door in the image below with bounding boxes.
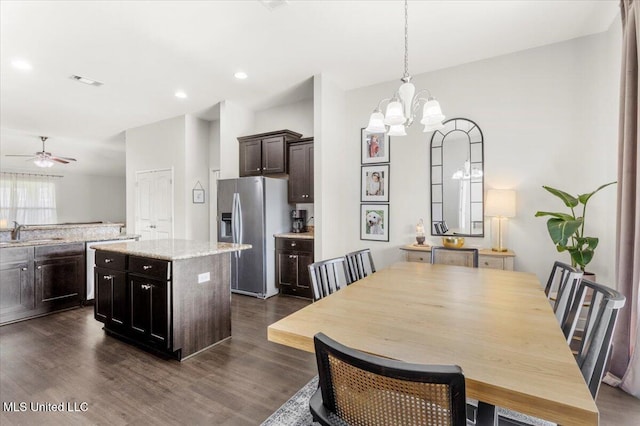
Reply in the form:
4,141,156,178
135,169,173,240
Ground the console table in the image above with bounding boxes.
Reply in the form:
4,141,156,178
400,244,515,271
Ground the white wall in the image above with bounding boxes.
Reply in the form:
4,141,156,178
314,74,349,260
56,173,125,223
219,100,255,179
184,115,210,240
209,119,221,171
338,25,621,286
125,115,186,237
254,98,314,138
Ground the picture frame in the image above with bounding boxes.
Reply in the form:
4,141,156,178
361,164,390,202
360,204,389,242
192,188,205,204
361,128,390,164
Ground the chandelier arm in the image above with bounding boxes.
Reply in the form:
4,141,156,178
374,97,393,112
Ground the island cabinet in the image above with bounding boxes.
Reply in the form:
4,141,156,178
93,239,247,361
1,243,85,326
288,137,314,203
275,237,314,299
238,129,302,177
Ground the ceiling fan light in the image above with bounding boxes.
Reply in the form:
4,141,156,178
34,158,54,168
384,101,406,126
365,111,387,133
387,125,407,136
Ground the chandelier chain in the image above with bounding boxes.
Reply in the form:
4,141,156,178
404,0,409,79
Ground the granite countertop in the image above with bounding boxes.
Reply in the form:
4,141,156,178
0,222,125,232
0,234,139,248
274,232,314,240
91,239,252,261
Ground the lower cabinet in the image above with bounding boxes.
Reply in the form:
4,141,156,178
129,274,169,349
402,246,515,271
0,243,85,326
94,250,173,354
276,237,314,299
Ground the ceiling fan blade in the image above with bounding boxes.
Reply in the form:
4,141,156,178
51,157,70,164
53,156,76,162
5,154,37,157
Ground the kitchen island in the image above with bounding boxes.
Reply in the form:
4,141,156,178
92,239,250,360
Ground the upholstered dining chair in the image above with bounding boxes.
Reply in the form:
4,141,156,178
344,248,376,283
308,257,352,301
310,332,468,426
431,247,479,268
544,261,584,339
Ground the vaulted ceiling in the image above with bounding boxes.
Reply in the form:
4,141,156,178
0,1,619,176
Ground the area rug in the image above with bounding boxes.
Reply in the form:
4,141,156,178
262,375,554,426
261,376,318,426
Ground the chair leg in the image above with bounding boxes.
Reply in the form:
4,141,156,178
476,402,497,426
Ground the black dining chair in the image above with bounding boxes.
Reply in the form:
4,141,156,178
544,261,584,339
308,257,352,301
310,332,468,426
344,248,376,283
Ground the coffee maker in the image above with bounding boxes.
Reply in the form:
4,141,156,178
291,210,307,233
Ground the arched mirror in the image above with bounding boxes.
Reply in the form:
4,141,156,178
430,118,484,236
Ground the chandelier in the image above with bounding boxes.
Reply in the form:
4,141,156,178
365,0,445,136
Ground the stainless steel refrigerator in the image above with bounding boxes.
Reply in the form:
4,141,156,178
217,176,290,298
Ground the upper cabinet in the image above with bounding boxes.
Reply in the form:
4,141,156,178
238,130,302,177
288,137,314,203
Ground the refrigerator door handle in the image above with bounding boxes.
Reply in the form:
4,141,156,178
231,193,238,244
236,193,243,258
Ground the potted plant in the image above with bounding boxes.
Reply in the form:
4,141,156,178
534,182,616,273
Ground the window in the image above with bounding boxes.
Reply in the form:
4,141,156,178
0,173,58,225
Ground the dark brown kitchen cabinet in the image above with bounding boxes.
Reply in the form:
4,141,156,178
34,243,85,311
129,274,170,349
276,237,314,299
288,137,314,203
238,129,302,177
94,251,128,330
0,247,35,324
1,243,85,326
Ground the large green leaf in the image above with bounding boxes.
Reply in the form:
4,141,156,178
534,211,575,220
576,236,599,251
543,186,579,208
568,247,594,270
546,218,582,246
577,181,616,205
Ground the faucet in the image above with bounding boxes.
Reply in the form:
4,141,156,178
11,221,25,241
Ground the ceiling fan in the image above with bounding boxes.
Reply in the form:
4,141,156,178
5,136,77,168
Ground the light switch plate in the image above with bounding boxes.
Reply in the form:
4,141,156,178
198,272,210,283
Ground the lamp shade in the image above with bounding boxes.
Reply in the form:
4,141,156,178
420,99,445,125
384,101,405,125
387,124,407,136
485,189,516,218
365,111,386,133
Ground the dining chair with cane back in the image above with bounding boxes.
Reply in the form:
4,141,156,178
431,247,479,268
544,261,584,339
344,248,376,283
310,332,469,426
308,257,352,301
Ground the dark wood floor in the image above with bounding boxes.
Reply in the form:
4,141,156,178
1,295,639,425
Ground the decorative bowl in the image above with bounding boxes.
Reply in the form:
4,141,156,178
442,236,465,248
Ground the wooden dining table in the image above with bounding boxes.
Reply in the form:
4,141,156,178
267,261,599,426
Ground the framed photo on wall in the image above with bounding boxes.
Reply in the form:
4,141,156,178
361,128,390,164
361,164,389,202
192,188,205,204
361,204,389,242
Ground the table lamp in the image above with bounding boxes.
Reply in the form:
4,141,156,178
415,219,426,245
485,189,516,252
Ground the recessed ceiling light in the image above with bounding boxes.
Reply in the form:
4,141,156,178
175,91,187,99
234,71,248,80
11,59,32,71
70,75,104,87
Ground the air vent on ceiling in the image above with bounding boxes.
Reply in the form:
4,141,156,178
259,0,288,11
70,75,104,87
